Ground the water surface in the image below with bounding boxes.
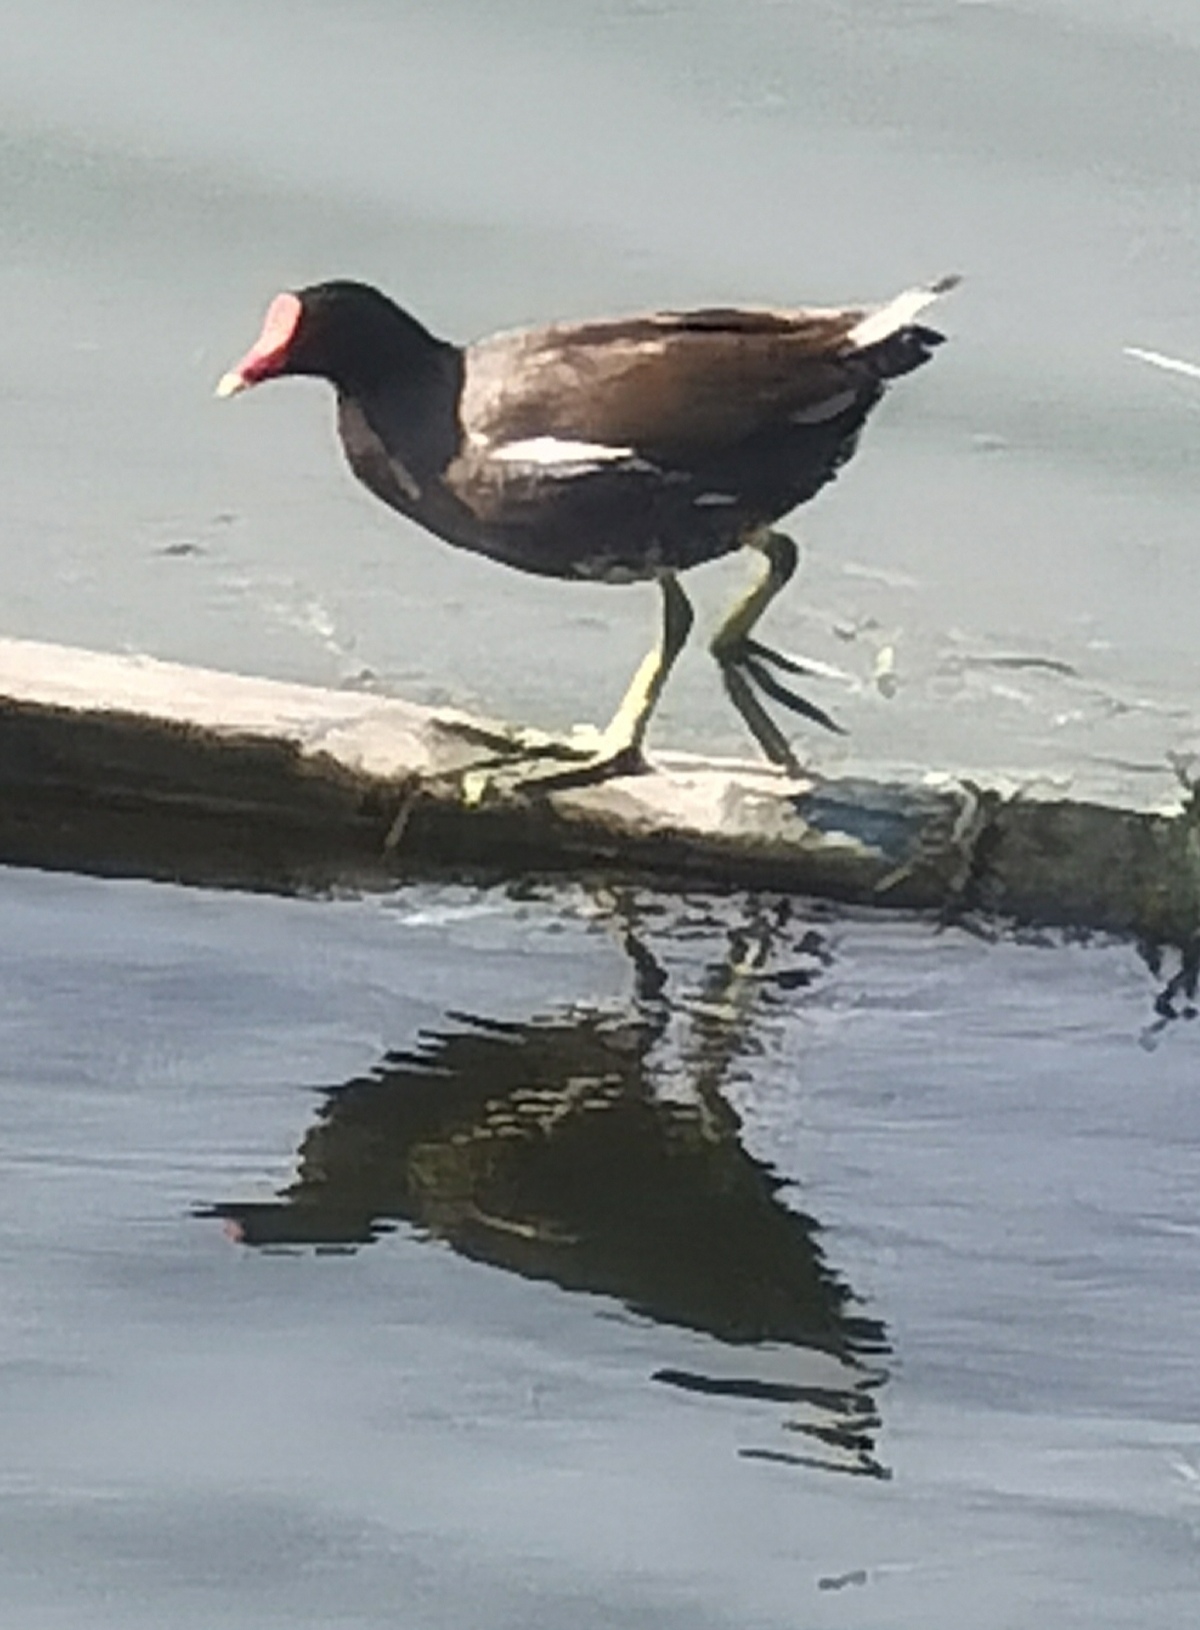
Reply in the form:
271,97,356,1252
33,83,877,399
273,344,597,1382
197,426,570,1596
1,0,1199,798
1,866,1198,1628
2,5,1200,1625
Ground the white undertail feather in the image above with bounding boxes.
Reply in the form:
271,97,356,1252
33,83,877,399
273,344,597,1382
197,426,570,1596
1124,346,1200,381
847,273,961,350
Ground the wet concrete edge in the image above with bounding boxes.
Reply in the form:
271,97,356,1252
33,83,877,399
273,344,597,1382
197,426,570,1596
0,637,1195,944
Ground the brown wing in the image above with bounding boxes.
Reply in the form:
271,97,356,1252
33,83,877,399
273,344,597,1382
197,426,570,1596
459,306,870,462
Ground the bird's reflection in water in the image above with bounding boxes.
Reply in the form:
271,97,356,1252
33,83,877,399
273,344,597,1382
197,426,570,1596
207,893,889,1478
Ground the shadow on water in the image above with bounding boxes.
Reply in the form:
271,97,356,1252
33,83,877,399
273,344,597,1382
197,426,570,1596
205,894,890,1479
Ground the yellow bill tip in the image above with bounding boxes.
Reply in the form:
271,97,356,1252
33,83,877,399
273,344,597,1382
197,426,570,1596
215,370,248,399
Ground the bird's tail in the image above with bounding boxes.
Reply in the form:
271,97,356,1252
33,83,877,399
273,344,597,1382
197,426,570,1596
846,273,960,378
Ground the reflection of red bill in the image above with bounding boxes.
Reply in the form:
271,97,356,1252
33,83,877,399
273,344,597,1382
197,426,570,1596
222,1217,247,1244
216,291,303,396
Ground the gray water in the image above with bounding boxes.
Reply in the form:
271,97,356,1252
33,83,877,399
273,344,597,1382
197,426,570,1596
2,2,1200,1625
2,0,1200,798
2,865,1199,1630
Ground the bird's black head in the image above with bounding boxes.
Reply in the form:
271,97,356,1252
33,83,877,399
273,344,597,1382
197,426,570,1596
217,280,450,398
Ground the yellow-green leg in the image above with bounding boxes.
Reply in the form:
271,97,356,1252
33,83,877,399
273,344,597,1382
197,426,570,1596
591,572,694,763
459,573,695,800
710,530,841,774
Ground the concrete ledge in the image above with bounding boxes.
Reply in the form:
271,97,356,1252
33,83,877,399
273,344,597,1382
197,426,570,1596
0,637,1195,943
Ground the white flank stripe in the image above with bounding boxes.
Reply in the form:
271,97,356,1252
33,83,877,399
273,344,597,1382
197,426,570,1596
847,274,960,350
1124,346,1200,381
492,436,635,465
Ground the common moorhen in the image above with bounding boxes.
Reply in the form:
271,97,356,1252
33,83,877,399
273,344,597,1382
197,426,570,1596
219,276,957,782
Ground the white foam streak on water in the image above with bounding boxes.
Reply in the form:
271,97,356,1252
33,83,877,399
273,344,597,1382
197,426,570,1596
1125,346,1200,381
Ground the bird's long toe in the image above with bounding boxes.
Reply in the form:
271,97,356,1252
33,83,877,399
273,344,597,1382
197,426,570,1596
458,740,649,805
736,642,845,735
715,635,844,741
431,713,599,762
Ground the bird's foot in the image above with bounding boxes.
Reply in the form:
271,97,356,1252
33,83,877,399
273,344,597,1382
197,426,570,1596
458,739,649,805
428,716,650,804
728,638,846,734
713,638,844,776
430,712,600,762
